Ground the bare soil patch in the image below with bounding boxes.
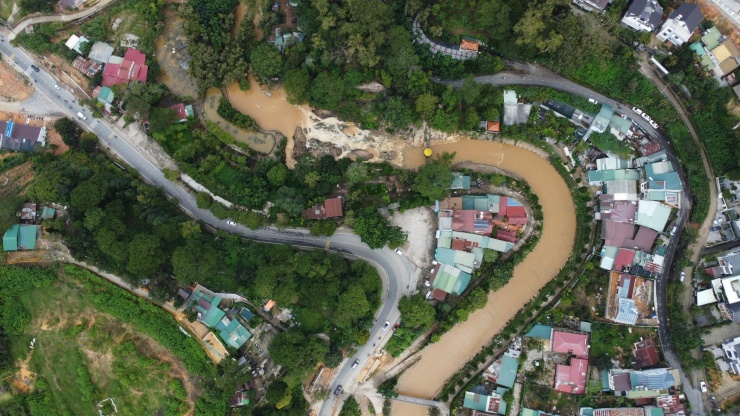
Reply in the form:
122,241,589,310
388,207,436,270
0,60,34,102
156,9,199,98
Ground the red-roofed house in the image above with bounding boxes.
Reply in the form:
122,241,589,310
460,38,480,51
655,394,687,416
505,205,527,226
486,121,500,133
302,197,343,220
633,338,660,368
554,357,588,394
102,48,149,87
613,249,636,272
453,210,494,235
495,229,517,243
552,331,589,357
168,103,194,122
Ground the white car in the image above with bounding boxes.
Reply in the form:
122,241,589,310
588,98,598,104
394,248,403,256
382,321,390,331
632,106,643,115
226,220,236,226
700,380,707,393
680,272,686,283
53,83,60,90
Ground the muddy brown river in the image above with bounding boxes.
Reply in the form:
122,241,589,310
216,84,576,404
397,140,576,400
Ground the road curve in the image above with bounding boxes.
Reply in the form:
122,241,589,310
0,32,414,416
8,0,119,40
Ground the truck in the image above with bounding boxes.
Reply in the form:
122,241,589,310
76,112,87,121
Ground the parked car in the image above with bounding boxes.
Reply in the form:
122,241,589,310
670,226,677,236
334,385,343,395
394,248,402,256
700,381,708,393
680,272,686,283
351,359,360,369
382,321,390,331
588,98,598,104
226,220,236,226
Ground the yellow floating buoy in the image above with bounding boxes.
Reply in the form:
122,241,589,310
423,148,433,157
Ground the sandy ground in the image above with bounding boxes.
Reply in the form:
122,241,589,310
388,208,436,270
46,121,70,154
0,60,34,102
390,401,428,416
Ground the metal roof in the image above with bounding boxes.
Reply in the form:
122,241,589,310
3,224,19,251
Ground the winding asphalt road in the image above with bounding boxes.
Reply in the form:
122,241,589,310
0,32,415,416
1,28,707,414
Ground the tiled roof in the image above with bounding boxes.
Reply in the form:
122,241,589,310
554,358,588,394
633,338,660,368
552,331,589,356
302,197,343,219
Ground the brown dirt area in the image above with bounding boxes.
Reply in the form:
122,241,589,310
0,60,34,102
156,9,199,99
12,354,35,394
0,110,46,127
0,161,35,198
689,0,740,45
46,122,70,155
42,54,90,99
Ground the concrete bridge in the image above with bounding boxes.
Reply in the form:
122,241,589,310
393,395,450,415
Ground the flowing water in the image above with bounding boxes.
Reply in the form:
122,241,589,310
396,140,577,399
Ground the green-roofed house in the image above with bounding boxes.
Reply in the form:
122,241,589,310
5,224,39,251
451,172,471,190
463,391,507,415
702,27,722,50
188,289,226,328
587,169,640,186
19,225,38,250
525,324,552,340
609,115,632,139
432,263,472,296
646,407,665,416
435,247,477,272
643,161,682,207
591,104,614,133
3,225,19,251
496,355,519,388
215,317,252,350
462,194,501,212
522,408,559,416
635,200,672,232
40,206,56,220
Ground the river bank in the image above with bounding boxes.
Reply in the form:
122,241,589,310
396,139,576,399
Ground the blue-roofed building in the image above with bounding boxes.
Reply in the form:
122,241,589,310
239,307,255,322
629,368,675,391
215,317,252,350
431,263,472,296
451,172,471,190
525,324,552,340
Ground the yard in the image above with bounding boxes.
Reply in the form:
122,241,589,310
590,323,660,367
7,269,196,415
588,132,635,159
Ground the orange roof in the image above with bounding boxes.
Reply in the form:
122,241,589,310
460,39,479,51
264,300,276,311
486,121,500,132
